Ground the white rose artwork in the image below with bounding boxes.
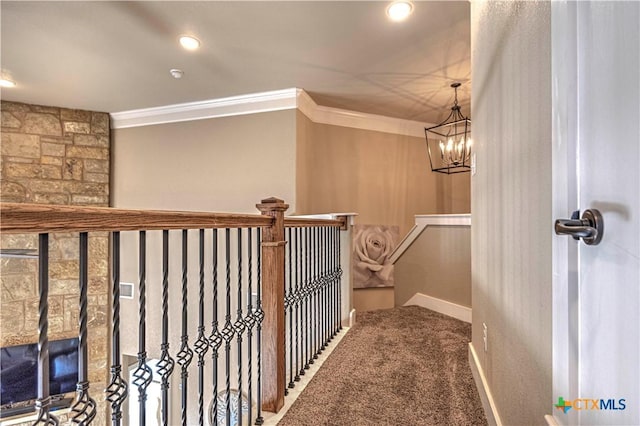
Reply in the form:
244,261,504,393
353,225,399,288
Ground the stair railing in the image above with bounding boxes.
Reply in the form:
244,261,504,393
0,198,351,425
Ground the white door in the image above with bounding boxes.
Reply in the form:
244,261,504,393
551,2,639,425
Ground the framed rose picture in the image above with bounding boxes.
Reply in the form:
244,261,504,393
352,224,399,288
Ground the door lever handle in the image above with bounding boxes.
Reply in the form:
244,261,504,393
554,209,604,245
555,219,597,239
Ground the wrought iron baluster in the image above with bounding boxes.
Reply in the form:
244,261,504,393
208,230,222,426
304,228,313,370
316,227,322,353
287,227,295,391
245,229,255,426
71,232,96,425
317,227,322,353
336,226,341,335
312,227,318,361
327,228,332,343
299,227,304,369
337,227,343,331
321,227,327,350
221,229,234,426
325,227,331,345
325,227,335,341
302,227,307,371
310,227,315,360
330,226,336,338
328,227,333,338
157,230,175,426
33,233,58,426
71,232,97,425
177,230,194,426
332,226,337,336
309,227,314,364
283,228,288,397
234,229,247,426
313,227,318,354
320,227,324,349
293,228,301,382
316,227,326,354
255,228,265,426
318,227,324,352
283,229,287,397
194,229,210,426
129,232,152,426
106,232,128,426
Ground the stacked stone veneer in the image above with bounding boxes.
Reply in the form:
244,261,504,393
1,101,109,424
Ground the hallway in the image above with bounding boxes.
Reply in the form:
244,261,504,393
276,306,486,425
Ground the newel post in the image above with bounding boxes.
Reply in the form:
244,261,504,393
256,197,288,413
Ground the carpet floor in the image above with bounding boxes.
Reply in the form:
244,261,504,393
277,306,487,426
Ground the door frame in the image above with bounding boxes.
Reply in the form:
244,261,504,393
550,1,580,424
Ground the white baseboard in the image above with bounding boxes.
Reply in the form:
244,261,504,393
349,308,356,327
544,414,560,425
403,292,472,323
469,343,502,426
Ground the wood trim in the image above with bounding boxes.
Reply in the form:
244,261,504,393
256,197,288,413
110,87,434,138
110,88,299,129
403,293,471,323
469,344,503,426
390,213,471,264
296,89,436,138
0,203,272,233
544,415,561,426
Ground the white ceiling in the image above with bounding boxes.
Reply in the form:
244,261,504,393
0,1,470,124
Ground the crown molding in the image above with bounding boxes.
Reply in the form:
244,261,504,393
295,89,433,138
111,87,433,137
110,88,298,129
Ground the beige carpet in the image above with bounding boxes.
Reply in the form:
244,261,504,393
277,306,487,426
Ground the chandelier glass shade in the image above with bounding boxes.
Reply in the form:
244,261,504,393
425,83,472,174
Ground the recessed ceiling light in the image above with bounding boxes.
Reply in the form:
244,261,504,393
179,35,200,50
0,78,16,88
386,1,413,22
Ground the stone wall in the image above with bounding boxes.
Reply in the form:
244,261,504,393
1,101,109,424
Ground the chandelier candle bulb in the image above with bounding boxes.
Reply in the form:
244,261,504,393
0,78,16,87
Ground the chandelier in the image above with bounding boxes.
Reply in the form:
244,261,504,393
425,82,471,174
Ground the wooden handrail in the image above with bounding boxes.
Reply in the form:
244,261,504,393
1,199,348,416
0,203,273,233
284,216,345,228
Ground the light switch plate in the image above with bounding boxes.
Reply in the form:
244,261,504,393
471,153,477,176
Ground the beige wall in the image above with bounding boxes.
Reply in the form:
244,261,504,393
471,1,552,424
112,111,297,424
394,226,470,307
112,107,471,327
353,288,394,312
296,112,470,237
112,109,297,213
296,111,470,310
